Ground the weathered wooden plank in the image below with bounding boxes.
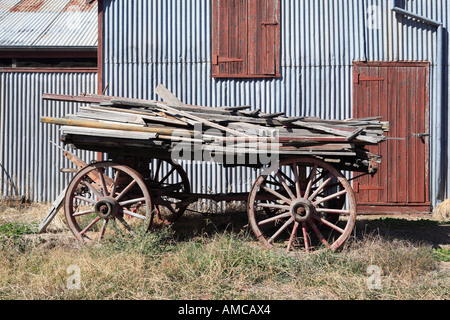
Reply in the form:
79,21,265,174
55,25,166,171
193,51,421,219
38,187,66,234
153,102,251,138
43,93,107,104
60,126,159,140
155,83,185,107
41,116,182,136
76,108,147,125
87,105,190,127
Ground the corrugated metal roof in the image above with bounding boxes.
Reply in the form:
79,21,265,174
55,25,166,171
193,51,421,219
0,0,97,48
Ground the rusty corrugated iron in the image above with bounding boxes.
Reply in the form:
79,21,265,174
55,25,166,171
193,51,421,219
0,0,97,48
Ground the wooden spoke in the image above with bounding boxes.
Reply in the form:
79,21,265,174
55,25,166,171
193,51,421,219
80,217,101,235
287,222,300,251
159,167,176,184
278,170,296,186
74,195,97,205
123,210,147,220
303,165,318,199
266,175,283,187
311,168,329,187
315,208,350,215
82,180,103,200
308,177,333,201
291,163,302,198
116,215,134,234
302,222,310,252
115,179,137,202
313,214,345,234
275,171,296,200
98,169,108,196
119,197,146,207
256,203,290,211
98,219,109,241
313,189,347,206
262,185,292,204
110,169,120,197
72,209,95,217
258,212,291,226
268,218,294,244
308,219,331,249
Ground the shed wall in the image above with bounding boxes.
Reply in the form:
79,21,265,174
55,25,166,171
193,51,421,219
0,71,97,202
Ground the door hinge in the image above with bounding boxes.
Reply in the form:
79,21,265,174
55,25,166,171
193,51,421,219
213,55,244,65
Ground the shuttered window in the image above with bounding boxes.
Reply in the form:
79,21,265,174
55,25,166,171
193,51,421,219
212,0,281,78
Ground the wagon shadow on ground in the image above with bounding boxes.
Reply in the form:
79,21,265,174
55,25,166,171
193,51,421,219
170,205,450,250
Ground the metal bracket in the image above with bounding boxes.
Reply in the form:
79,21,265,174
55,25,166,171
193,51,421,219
413,133,430,139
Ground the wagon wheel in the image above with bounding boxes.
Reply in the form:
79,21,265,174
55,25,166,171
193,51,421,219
247,157,357,252
64,162,153,243
147,159,191,224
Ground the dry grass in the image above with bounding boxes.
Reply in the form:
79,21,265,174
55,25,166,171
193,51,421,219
433,199,450,221
0,201,449,300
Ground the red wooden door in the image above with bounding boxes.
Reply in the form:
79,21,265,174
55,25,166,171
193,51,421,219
353,62,431,214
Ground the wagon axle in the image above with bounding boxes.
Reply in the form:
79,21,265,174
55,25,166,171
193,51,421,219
290,199,313,223
94,197,120,220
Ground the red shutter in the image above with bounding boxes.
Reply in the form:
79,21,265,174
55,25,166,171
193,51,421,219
353,62,431,214
212,0,280,78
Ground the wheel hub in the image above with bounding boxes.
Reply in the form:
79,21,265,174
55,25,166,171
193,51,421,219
290,198,314,223
95,197,119,219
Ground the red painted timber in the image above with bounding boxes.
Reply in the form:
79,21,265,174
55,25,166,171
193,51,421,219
212,0,280,78
353,61,430,214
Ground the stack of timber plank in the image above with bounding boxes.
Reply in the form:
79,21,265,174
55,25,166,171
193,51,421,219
40,84,388,173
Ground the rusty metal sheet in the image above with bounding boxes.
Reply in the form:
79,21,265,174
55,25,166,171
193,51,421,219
0,0,97,48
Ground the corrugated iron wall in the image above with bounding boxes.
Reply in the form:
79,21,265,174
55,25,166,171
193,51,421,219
102,0,450,207
0,72,97,202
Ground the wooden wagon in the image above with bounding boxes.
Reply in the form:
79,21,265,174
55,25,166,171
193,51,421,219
39,84,388,252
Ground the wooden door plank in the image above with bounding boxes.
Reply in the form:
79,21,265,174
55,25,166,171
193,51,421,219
415,66,427,203
407,66,417,203
397,66,408,203
379,66,389,205
387,66,398,203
